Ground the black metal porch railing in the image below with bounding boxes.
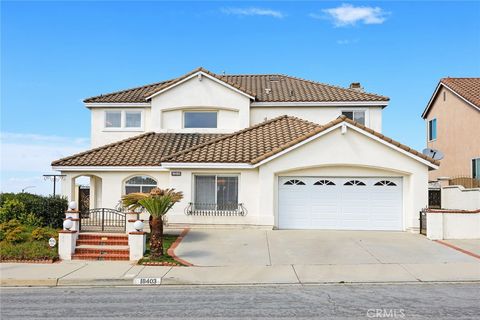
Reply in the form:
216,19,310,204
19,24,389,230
80,208,126,232
184,203,247,216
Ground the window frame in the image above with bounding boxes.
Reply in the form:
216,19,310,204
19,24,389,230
428,118,437,141
193,174,239,209
124,175,157,195
473,158,480,180
341,109,367,126
103,110,144,132
183,111,218,129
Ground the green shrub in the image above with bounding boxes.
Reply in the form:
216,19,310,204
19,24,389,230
0,241,58,261
0,199,26,223
5,226,28,243
0,193,67,228
31,227,57,241
19,212,43,227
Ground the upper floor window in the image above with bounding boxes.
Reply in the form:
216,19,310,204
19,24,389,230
184,111,217,128
104,110,142,130
473,158,480,180
342,110,365,125
428,118,437,141
105,111,122,128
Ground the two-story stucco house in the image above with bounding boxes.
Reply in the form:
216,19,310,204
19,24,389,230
52,67,438,232
421,78,480,182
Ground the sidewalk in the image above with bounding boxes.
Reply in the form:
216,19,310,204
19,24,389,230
1,260,479,287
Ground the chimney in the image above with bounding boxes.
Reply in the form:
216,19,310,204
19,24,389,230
349,82,364,92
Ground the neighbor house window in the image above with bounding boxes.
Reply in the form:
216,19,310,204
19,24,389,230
125,111,142,128
105,111,122,128
473,158,480,179
194,175,238,210
124,176,157,194
104,110,143,130
184,111,217,128
342,110,365,125
428,118,437,141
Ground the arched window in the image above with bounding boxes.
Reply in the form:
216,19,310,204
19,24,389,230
344,180,366,186
283,179,306,185
314,179,335,186
125,176,157,194
374,180,397,186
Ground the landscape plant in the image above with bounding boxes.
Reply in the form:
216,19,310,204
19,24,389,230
122,188,183,258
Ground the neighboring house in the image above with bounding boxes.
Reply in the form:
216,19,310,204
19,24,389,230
52,67,438,232
421,78,480,182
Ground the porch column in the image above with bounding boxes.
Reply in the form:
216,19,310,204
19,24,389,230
126,212,143,234
58,230,77,260
129,231,147,261
65,209,80,232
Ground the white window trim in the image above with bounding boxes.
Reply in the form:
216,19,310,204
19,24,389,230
192,173,240,206
124,175,157,195
473,158,480,180
340,109,369,126
183,110,218,129
428,118,437,142
103,110,144,132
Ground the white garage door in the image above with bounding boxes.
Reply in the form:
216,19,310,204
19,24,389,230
278,177,403,230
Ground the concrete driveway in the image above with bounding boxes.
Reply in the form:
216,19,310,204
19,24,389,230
175,229,480,267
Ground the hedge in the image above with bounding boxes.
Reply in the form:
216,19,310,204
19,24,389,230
0,193,68,228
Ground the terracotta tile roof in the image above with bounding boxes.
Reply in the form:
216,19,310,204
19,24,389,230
52,116,438,168
84,67,389,103
51,133,223,167
441,78,480,108
163,115,439,166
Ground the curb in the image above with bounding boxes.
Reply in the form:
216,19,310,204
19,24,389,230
434,240,480,259
167,228,193,266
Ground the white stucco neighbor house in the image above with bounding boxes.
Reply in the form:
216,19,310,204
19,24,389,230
52,67,439,232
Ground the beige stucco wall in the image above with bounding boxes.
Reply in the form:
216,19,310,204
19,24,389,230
90,108,151,147
61,124,430,231
425,86,480,181
258,125,429,232
251,106,383,132
150,75,251,133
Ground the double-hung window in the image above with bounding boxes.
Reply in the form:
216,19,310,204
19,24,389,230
428,118,437,141
194,175,238,211
342,110,365,125
473,158,480,180
104,110,142,130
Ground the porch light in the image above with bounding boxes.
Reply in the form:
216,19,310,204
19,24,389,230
68,201,77,210
133,220,144,232
63,219,73,230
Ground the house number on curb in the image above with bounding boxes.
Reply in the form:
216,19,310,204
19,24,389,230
134,278,162,285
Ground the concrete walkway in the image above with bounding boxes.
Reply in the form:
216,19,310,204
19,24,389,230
1,230,479,287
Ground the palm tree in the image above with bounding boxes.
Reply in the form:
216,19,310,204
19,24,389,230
122,188,183,258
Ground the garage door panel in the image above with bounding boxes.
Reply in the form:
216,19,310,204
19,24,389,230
279,176,402,230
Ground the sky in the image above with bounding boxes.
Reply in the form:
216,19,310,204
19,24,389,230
1,1,479,195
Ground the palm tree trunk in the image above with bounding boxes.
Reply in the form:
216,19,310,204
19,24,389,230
150,216,163,258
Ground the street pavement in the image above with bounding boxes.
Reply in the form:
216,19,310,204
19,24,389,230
1,283,479,319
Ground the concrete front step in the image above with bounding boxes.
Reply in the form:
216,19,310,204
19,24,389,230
76,239,129,246
71,253,130,261
77,233,128,241
74,232,130,260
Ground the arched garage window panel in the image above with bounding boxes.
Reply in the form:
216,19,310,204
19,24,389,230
344,180,366,186
314,180,335,186
125,176,157,194
374,180,397,186
284,179,306,186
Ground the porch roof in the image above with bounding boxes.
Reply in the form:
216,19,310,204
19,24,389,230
52,115,439,168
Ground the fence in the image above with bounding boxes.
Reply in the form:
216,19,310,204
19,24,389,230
449,176,480,188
